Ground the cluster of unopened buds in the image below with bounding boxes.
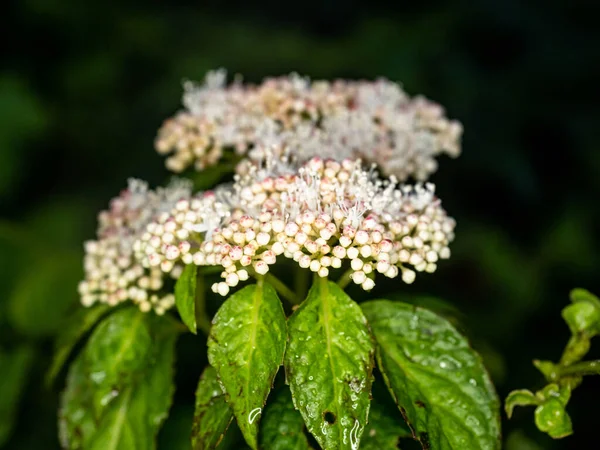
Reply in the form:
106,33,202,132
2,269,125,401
156,69,462,182
79,70,460,313
134,157,454,297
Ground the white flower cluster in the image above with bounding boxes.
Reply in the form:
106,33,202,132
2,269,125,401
135,157,455,297
155,70,462,181
78,178,192,314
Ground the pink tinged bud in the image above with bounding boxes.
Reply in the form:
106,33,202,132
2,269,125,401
253,261,269,275
343,226,356,238
379,240,393,253
363,216,377,230
377,260,390,273
176,199,189,211
229,246,243,260
148,254,162,267
320,228,333,240
179,241,191,254
333,246,346,258
262,251,276,265
160,260,174,272
240,255,252,266
299,255,311,268
240,215,254,228
285,222,299,236
164,221,177,233
305,240,319,254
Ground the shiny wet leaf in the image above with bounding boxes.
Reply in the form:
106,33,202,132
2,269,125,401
208,282,287,449
285,279,375,450
362,300,501,450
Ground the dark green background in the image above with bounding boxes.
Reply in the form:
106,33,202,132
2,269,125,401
1,0,599,448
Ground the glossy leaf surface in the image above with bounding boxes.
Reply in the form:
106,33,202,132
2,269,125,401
363,300,501,450
285,279,375,450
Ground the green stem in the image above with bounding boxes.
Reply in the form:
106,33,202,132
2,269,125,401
294,265,309,301
559,360,600,377
194,273,211,335
559,335,591,366
336,267,353,290
264,273,299,305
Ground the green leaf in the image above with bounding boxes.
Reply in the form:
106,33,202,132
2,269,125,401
84,308,153,415
88,316,177,450
59,354,97,449
285,278,375,450
362,300,501,450
505,390,539,418
562,302,600,336
569,288,600,308
46,304,111,385
59,312,177,449
192,366,234,449
361,390,412,450
0,346,35,446
208,282,287,449
175,264,198,334
534,399,573,439
260,385,312,450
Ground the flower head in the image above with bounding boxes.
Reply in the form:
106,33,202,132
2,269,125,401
139,156,455,295
155,70,462,181
79,178,192,314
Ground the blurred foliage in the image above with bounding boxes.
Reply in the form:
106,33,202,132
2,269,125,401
1,0,599,448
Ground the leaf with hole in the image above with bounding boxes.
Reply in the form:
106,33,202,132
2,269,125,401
191,366,234,449
208,282,287,449
285,278,375,450
362,300,501,450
